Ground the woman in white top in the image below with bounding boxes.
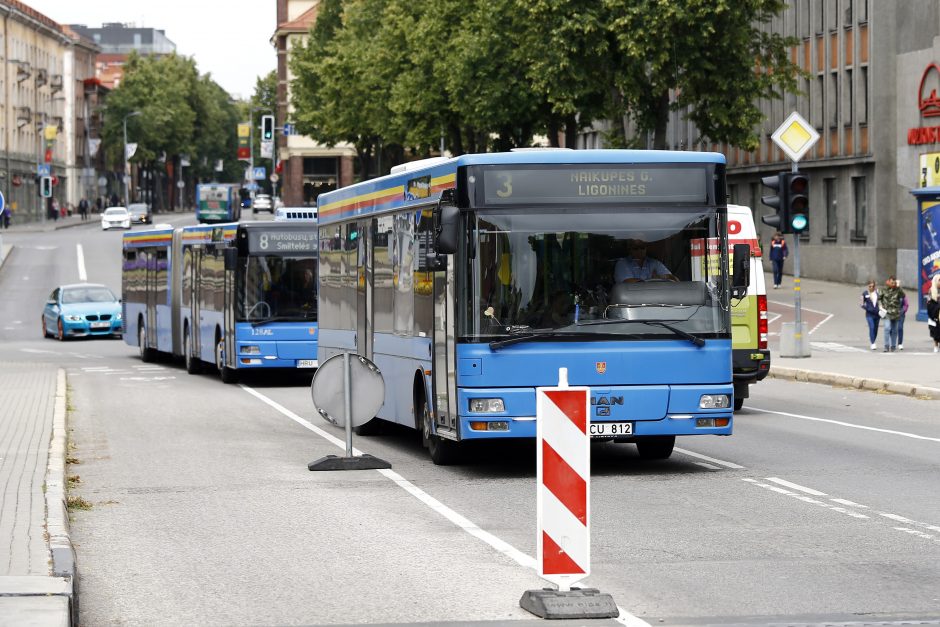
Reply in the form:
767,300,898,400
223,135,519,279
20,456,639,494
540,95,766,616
860,280,881,350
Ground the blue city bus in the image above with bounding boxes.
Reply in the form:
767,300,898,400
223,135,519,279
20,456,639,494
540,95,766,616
123,217,319,382
316,150,747,464
196,183,243,224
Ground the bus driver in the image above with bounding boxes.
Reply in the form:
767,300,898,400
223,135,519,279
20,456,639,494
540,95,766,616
614,239,677,283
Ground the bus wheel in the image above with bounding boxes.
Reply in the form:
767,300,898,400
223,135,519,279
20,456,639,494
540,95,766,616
636,436,675,460
138,322,155,362
734,396,744,411
215,338,237,384
184,330,201,375
417,389,461,465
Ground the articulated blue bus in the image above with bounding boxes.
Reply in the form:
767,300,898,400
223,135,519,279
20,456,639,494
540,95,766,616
122,216,319,382
316,150,747,464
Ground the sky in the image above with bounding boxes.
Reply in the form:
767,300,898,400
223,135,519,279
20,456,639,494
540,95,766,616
26,0,277,100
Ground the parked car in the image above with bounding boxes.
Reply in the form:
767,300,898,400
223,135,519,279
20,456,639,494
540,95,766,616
127,202,152,224
252,194,273,214
42,283,123,340
101,206,131,230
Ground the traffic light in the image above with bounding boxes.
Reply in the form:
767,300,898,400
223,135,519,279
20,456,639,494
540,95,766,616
787,173,809,233
39,176,52,198
760,172,789,231
261,115,274,141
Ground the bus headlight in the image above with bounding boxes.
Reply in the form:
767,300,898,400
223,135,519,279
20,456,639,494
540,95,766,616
469,398,505,413
241,345,261,355
699,394,730,409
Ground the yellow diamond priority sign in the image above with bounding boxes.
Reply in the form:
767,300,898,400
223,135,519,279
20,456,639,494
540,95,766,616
771,111,819,163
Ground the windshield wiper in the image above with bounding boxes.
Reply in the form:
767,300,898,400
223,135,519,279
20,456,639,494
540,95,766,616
575,319,705,347
250,316,298,327
489,329,603,351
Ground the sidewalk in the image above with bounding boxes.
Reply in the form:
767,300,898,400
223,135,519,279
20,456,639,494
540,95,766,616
0,365,76,627
764,271,940,400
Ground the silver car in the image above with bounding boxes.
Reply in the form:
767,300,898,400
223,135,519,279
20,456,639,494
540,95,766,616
252,194,273,214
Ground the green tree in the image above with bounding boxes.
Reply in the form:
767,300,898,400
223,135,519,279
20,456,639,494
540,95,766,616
606,0,801,150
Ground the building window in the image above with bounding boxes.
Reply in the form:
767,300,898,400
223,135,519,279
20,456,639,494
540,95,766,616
814,75,824,129
729,184,738,205
828,0,838,30
816,0,825,34
852,176,867,238
844,0,853,25
857,0,868,22
825,177,837,238
801,0,811,38
750,182,759,215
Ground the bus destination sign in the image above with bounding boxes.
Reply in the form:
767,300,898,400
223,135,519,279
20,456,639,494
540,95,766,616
247,230,318,254
480,166,708,205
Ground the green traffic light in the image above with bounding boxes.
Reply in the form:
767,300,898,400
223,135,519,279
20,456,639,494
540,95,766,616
791,214,808,231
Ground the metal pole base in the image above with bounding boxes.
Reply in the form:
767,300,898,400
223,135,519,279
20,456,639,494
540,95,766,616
307,454,391,471
519,588,619,619
779,321,811,358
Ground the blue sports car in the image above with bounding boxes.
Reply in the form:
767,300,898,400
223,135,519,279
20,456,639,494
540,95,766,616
42,283,123,340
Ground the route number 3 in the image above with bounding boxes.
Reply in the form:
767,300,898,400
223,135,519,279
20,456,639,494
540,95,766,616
495,173,513,198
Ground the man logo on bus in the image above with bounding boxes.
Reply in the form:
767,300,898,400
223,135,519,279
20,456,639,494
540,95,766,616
595,361,607,374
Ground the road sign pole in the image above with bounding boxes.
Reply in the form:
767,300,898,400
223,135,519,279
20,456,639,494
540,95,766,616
792,161,802,333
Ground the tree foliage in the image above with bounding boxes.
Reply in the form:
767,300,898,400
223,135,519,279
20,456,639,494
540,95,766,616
103,52,243,184
288,0,801,170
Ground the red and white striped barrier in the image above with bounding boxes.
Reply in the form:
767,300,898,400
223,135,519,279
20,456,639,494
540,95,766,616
536,368,590,591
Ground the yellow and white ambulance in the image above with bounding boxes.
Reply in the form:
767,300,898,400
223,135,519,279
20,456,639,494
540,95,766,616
728,204,770,411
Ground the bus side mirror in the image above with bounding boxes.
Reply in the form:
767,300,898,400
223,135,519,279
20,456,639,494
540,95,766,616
223,248,238,271
731,243,750,299
435,204,459,255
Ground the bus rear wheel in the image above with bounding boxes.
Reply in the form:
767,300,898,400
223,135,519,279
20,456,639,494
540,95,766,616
137,321,156,362
417,389,461,465
215,338,238,384
184,330,201,375
636,436,675,460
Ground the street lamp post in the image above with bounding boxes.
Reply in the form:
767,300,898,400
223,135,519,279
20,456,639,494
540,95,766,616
122,111,141,208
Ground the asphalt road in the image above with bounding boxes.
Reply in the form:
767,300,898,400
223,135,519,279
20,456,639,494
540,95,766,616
2,222,939,626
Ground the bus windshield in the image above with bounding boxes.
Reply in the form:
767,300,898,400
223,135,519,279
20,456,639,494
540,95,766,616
236,256,318,322
461,206,728,340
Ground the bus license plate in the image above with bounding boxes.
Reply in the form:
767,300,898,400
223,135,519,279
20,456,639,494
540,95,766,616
90,322,110,329
296,360,318,368
589,422,633,438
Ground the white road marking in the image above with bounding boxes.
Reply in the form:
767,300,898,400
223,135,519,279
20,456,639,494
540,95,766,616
694,462,721,470
807,313,833,335
674,447,745,469
76,244,87,281
748,406,940,443
240,384,650,627
765,477,827,496
810,341,867,353
766,312,782,324
742,478,869,519
830,498,868,508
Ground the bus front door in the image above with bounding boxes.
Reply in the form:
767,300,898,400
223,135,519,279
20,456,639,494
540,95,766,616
431,252,458,438
356,219,374,361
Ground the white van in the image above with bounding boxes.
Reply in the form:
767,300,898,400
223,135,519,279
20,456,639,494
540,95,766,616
728,204,770,411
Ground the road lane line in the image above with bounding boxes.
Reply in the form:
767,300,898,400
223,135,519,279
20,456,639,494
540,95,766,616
748,406,940,443
674,447,745,469
765,477,827,496
807,313,833,335
830,498,868,508
76,244,87,281
742,479,870,519
240,384,649,627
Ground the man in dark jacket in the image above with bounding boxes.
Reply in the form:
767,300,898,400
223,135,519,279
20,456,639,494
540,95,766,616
769,231,788,289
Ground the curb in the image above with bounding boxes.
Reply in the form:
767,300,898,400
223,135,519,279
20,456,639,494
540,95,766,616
770,366,940,400
45,368,78,626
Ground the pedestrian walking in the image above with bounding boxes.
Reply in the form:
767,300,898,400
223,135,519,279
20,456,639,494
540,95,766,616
897,278,908,350
927,274,940,353
1,205,10,229
78,198,89,221
880,275,905,352
860,279,881,350
769,231,788,289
